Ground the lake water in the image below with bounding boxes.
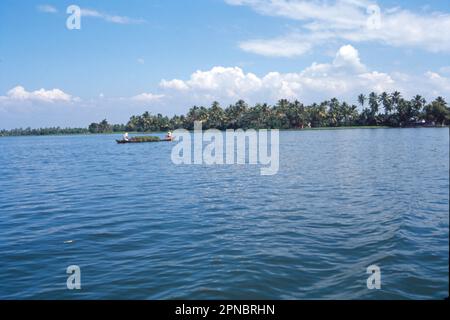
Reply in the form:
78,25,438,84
0,128,448,299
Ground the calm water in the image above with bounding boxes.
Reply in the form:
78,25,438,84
0,128,448,300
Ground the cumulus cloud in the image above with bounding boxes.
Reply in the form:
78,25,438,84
160,79,190,91
157,45,402,103
2,46,448,120
227,0,450,56
0,86,75,104
131,92,165,102
160,66,263,99
332,44,365,72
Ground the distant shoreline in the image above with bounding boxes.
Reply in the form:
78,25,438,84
2,92,449,137
1,125,449,138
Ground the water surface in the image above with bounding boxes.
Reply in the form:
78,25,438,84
0,128,448,299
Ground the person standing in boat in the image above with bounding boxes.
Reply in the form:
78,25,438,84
166,131,173,141
123,132,129,141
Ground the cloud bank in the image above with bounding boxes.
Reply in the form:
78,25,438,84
155,45,447,105
152,44,449,107
1,45,448,129
226,0,450,56
3,45,449,112
0,86,76,104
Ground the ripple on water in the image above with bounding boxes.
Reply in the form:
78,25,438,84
0,129,448,299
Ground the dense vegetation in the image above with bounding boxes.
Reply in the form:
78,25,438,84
130,136,161,142
88,120,126,134
1,92,449,136
0,127,89,136
108,92,450,132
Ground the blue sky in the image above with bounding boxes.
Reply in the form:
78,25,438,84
0,0,449,128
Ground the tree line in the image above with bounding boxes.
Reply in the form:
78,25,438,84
92,92,450,133
0,127,89,136
1,92,449,136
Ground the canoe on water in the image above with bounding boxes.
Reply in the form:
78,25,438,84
116,137,173,144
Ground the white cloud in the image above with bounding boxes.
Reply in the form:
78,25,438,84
227,0,370,29
157,45,403,103
332,44,365,72
37,4,57,13
131,93,165,102
239,35,313,57
160,79,190,91
0,86,75,104
137,58,145,64
226,0,450,56
160,66,263,99
2,46,448,121
2,65,448,129
157,44,449,105
37,5,145,25
425,71,450,95
81,8,146,25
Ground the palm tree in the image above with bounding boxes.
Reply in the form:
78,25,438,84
424,97,449,126
368,92,379,125
379,92,392,114
225,101,248,129
391,91,402,108
368,92,379,114
307,102,327,127
86,93,448,134
411,95,426,120
207,101,226,130
327,98,343,127
436,96,447,106
358,94,366,108
287,100,305,128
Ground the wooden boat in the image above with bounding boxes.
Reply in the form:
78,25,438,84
116,138,173,144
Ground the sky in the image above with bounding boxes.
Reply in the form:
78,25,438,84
0,0,449,128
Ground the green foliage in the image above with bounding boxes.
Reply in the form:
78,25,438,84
423,97,450,126
88,119,114,133
0,127,89,136
130,136,161,142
